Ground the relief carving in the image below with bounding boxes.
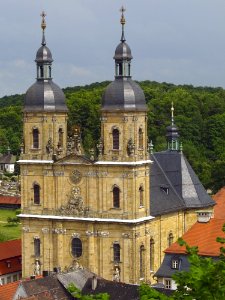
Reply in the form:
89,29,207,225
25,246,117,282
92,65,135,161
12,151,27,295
57,187,88,216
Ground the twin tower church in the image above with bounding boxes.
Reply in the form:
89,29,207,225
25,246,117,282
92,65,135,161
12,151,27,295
19,11,214,283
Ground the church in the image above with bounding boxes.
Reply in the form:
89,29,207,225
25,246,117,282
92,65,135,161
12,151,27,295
19,10,214,284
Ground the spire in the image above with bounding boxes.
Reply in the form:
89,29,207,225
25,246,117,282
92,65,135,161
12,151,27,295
171,101,174,126
120,6,126,42
166,102,180,151
41,11,46,46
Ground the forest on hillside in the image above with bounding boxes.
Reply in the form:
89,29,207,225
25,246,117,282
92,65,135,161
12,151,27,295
1,80,225,193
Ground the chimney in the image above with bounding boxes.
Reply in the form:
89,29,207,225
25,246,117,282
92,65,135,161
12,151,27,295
197,211,212,223
30,275,35,280
42,270,49,277
92,275,97,291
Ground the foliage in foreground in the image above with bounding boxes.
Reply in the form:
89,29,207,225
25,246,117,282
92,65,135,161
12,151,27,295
139,232,225,300
67,282,110,299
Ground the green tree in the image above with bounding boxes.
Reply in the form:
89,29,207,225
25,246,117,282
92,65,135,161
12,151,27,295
67,283,110,299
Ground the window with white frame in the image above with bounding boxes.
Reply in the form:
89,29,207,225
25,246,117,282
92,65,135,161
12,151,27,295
165,279,171,289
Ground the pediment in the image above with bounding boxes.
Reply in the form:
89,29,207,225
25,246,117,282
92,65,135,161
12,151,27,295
55,153,93,165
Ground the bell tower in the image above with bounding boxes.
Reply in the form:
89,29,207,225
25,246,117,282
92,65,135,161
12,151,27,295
22,12,68,160
100,7,148,162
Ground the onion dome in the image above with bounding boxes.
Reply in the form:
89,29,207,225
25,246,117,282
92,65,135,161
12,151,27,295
24,12,68,113
166,102,180,151
102,7,146,112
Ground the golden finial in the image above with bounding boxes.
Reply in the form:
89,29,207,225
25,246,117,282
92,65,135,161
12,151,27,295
41,11,47,31
171,101,174,125
40,11,47,46
120,6,126,25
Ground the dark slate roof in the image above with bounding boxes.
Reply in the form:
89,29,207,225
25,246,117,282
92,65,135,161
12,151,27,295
102,77,147,111
114,41,133,61
82,277,139,300
20,276,73,300
36,45,53,63
154,253,190,278
150,151,215,216
24,80,68,112
0,154,16,164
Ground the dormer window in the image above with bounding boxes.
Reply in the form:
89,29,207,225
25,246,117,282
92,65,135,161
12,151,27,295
172,259,179,269
6,261,11,268
160,186,169,195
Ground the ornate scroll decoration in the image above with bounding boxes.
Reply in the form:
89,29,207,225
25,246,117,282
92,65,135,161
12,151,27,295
72,232,80,238
42,228,49,234
52,228,66,234
127,138,135,156
69,170,82,184
22,226,30,233
57,187,87,216
122,233,130,239
85,230,109,237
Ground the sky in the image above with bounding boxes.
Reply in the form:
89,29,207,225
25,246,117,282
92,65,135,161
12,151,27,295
1,0,225,96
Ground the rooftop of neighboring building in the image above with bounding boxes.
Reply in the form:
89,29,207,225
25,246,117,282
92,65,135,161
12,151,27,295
0,153,16,165
213,187,225,219
0,239,21,261
0,196,21,205
164,217,225,257
0,280,20,300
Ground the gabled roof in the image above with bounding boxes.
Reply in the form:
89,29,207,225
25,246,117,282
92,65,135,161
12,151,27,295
16,276,73,300
165,218,225,256
0,280,20,300
0,256,21,275
55,153,93,165
150,151,215,216
0,239,21,261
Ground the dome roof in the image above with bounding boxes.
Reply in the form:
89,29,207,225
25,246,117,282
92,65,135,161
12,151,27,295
24,80,68,112
166,124,179,139
114,41,133,61
35,45,53,63
102,77,147,111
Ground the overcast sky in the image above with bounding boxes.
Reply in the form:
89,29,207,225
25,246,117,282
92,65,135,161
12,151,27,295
1,0,225,96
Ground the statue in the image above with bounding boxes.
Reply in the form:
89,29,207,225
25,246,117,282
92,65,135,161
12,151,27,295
34,259,40,276
127,138,135,156
113,266,120,282
46,137,53,154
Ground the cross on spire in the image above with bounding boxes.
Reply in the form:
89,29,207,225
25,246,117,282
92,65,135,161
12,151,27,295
40,11,47,46
120,6,126,42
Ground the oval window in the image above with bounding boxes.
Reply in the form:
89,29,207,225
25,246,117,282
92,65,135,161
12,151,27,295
71,238,82,258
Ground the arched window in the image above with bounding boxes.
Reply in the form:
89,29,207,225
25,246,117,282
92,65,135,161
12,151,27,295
71,238,82,258
113,243,120,263
113,186,120,208
48,66,51,78
139,185,144,207
138,128,143,149
34,238,40,257
168,232,174,246
112,128,119,150
119,63,123,76
150,238,155,271
140,245,145,278
58,128,63,148
40,66,44,78
33,128,39,149
33,184,40,205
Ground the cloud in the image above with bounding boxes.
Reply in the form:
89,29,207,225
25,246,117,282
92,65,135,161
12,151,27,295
70,65,92,77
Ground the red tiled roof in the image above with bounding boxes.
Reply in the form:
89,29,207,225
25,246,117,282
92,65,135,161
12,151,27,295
0,239,21,261
165,218,225,257
0,280,20,300
0,256,21,275
213,187,225,219
0,196,21,205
